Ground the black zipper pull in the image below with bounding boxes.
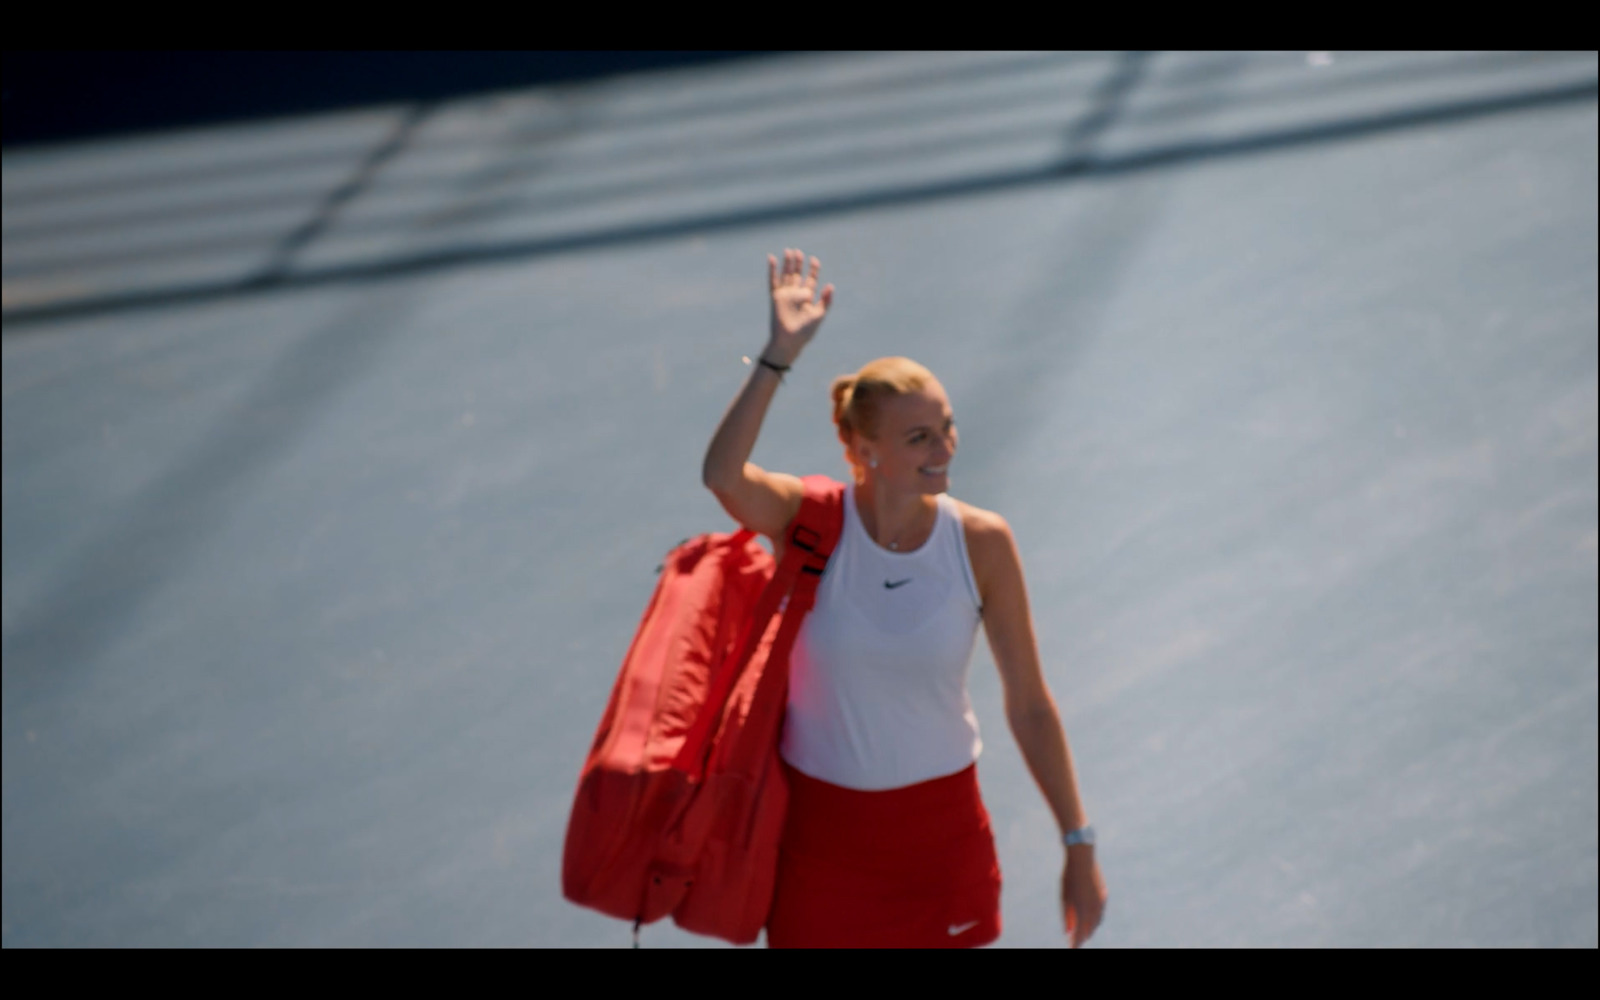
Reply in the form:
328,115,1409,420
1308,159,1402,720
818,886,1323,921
655,538,693,574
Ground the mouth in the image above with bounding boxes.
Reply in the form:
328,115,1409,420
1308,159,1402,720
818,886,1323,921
919,465,948,476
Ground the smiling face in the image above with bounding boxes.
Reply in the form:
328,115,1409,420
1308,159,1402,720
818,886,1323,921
856,382,958,493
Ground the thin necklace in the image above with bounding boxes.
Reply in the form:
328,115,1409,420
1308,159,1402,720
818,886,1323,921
859,484,930,551
885,506,932,550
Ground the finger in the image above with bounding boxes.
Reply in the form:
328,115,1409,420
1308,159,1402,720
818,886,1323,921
768,254,778,291
1085,902,1105,939
1072,910,1091,949
819,284,834,310
1078,903,1103,947
785,248,799,283
806,255,821,289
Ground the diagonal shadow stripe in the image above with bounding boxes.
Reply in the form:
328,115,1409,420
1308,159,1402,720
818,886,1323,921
0,96,590,708
5,51,1571,274
4,76,1595,330
246,105,433,286
0,53,1082,208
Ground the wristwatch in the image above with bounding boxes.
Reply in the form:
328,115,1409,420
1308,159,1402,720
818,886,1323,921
1062,825,1096,847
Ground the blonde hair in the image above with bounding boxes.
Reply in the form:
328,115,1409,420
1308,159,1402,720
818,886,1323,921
829,356,939,460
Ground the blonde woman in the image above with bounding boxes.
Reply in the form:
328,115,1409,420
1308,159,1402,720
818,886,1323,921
702,248,1107,948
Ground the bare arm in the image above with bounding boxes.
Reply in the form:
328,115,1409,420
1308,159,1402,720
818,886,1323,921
969,510,1108,947
972,513,1090,833
702,365,802,539
702,249,834,540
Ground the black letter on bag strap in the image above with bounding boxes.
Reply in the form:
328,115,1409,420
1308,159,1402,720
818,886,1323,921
790,524,821,554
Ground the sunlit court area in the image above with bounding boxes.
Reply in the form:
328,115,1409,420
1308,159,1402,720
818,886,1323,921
2,51,1596,947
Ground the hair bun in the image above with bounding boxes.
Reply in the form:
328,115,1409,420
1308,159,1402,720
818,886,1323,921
828,357,936,459
830,374,857,435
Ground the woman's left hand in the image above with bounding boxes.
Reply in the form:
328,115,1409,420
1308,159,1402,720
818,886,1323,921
1061,846,1107,947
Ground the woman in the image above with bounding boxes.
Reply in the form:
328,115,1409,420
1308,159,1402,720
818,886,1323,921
701,248,1107,948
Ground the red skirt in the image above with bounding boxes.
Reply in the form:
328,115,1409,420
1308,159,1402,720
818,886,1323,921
765,760,1002,948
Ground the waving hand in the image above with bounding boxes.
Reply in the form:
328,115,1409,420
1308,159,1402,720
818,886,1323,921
766,248,834,365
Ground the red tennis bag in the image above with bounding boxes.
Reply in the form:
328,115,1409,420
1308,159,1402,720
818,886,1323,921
562,476,844,945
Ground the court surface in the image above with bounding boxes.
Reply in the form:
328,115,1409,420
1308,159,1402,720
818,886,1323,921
4,52,1596,946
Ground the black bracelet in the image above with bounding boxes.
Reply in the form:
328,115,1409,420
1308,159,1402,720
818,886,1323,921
758,357,791,374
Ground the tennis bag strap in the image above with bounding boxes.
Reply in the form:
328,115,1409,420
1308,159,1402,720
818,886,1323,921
669,476,843,783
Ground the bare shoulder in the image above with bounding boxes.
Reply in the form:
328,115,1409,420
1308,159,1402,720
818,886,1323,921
950,496,1011,544
949,497,1019,597
708,464,805,544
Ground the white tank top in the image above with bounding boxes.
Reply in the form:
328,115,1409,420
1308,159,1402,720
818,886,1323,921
781,481,985,790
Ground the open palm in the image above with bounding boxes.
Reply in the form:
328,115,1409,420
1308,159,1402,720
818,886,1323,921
767,248,834,362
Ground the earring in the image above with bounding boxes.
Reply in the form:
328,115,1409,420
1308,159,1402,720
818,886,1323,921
869,458,878,468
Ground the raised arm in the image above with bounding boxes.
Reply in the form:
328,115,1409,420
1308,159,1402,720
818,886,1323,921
702,248,834,541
